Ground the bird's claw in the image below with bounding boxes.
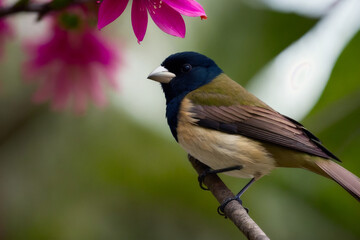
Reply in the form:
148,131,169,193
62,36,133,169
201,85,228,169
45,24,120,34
217,197,248,217
198,165,243,191
198,169,212,190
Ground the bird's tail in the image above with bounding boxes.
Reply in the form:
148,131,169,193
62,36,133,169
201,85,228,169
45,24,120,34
312,160,360,201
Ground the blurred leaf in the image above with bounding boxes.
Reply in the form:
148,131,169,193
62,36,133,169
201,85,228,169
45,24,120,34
199,3,317,85
285,30,360,235
58,12,81,30
50,0,72,10
14,0,30,8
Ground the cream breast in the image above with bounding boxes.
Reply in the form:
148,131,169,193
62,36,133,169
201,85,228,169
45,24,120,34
176,98,276,179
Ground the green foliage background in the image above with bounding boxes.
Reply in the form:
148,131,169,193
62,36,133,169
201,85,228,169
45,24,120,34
0,0,359,239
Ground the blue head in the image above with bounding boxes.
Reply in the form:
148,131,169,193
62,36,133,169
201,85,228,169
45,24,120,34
148,51,223,140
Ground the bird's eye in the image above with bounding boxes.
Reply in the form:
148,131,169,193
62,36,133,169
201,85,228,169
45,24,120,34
181,63,192,73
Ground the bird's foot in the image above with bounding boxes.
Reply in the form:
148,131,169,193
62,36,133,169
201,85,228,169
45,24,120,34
198,165,243,191
198,168,212,190
217,178,255,217
217,196,249,217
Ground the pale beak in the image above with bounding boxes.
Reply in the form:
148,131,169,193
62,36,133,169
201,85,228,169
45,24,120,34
147,66,176,84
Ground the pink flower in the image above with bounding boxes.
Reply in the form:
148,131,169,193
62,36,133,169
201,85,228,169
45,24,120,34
98,0,207,43
24,12,121,113
0,0,12,58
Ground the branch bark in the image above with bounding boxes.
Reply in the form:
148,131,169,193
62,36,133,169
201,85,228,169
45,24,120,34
0,0,92,19
188,154,270,240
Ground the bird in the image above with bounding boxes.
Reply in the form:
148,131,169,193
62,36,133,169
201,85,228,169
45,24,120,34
147,51,360,211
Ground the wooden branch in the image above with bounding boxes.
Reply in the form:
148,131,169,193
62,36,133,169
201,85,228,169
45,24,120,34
0,0,93,19
188,154,270,240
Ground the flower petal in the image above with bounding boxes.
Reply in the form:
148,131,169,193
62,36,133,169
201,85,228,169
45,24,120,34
72,71,89,114
145,0,185,38
98,0,129,29
131,0,148,43
86,69,107,107
163,0,206,17
52,66,71,110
